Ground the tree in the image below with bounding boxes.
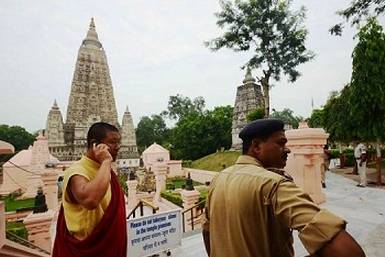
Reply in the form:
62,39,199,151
135,115,170,152
348,18,385,184
162,94,205,121
269,108,302,129
307,109,325,128
331,0,385,35
246,108,265,122
206,0,314,116
322,87,355,143
171,106,233,160
0,125,35,151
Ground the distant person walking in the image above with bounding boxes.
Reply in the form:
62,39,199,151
52,122,127,257
203,119,365,257
322,145,331,188
354,141,367,187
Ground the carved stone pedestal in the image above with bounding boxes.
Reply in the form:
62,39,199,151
23,210,55,253
285,123,328,204
180,189,200,224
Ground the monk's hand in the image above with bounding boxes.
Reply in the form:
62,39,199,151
93,143,113,163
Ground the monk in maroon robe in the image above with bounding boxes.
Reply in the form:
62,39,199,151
52,122,127,257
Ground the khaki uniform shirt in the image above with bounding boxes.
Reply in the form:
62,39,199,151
202,155,346,257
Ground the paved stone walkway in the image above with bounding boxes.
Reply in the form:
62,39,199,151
162,172,385,257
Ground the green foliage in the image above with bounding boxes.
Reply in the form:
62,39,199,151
331,0,385,35
166,177,202,189
162,94,205,121
324,19,385,143
349,18,385,141
0,124,35,151
135,115,170,152
118,173,128,196
307,109,325,128
342,149,356,167
198,188,208,209
191,151,241,172
4,196,35,212
171,105,233,160
322,87,356,142
160,191,183,207
206,0,314,116
182,160,193,168
246,108,265,122
330,149,341,159
269,108,302,129
6,221,28,240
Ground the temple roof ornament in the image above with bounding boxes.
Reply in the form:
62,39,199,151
243,66,256,84
83,17,101,48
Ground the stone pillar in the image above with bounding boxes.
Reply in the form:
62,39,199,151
153,164,168,203
41,171,58,211
126,179,138,209
285,123,328,204
180,189,200,223
23,209,55,253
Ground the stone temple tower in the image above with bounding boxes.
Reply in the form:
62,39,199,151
46,18,138,161
231,67,264,150
65,17,119,146
46,100,65,147
119,106,138,159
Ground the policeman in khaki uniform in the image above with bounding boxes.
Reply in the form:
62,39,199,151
202,119,365,257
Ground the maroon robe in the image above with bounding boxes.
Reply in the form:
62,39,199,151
52,170,127,257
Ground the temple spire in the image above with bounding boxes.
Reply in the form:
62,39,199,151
243,66,256,84
89,17,95,30
125,105,129,113
83,17,101,48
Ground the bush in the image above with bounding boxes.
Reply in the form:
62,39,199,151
198,190,208,209
6,221,28,240
330,149,341,159
182,160,192,168
161,191,183,207
342,149,355,167
166,183,176,190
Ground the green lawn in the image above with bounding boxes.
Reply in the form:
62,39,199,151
191,151,241,172
3,196,35,212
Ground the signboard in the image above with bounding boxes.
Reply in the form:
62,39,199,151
127,209,182,257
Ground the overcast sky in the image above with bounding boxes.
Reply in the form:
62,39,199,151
0,0,383,132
